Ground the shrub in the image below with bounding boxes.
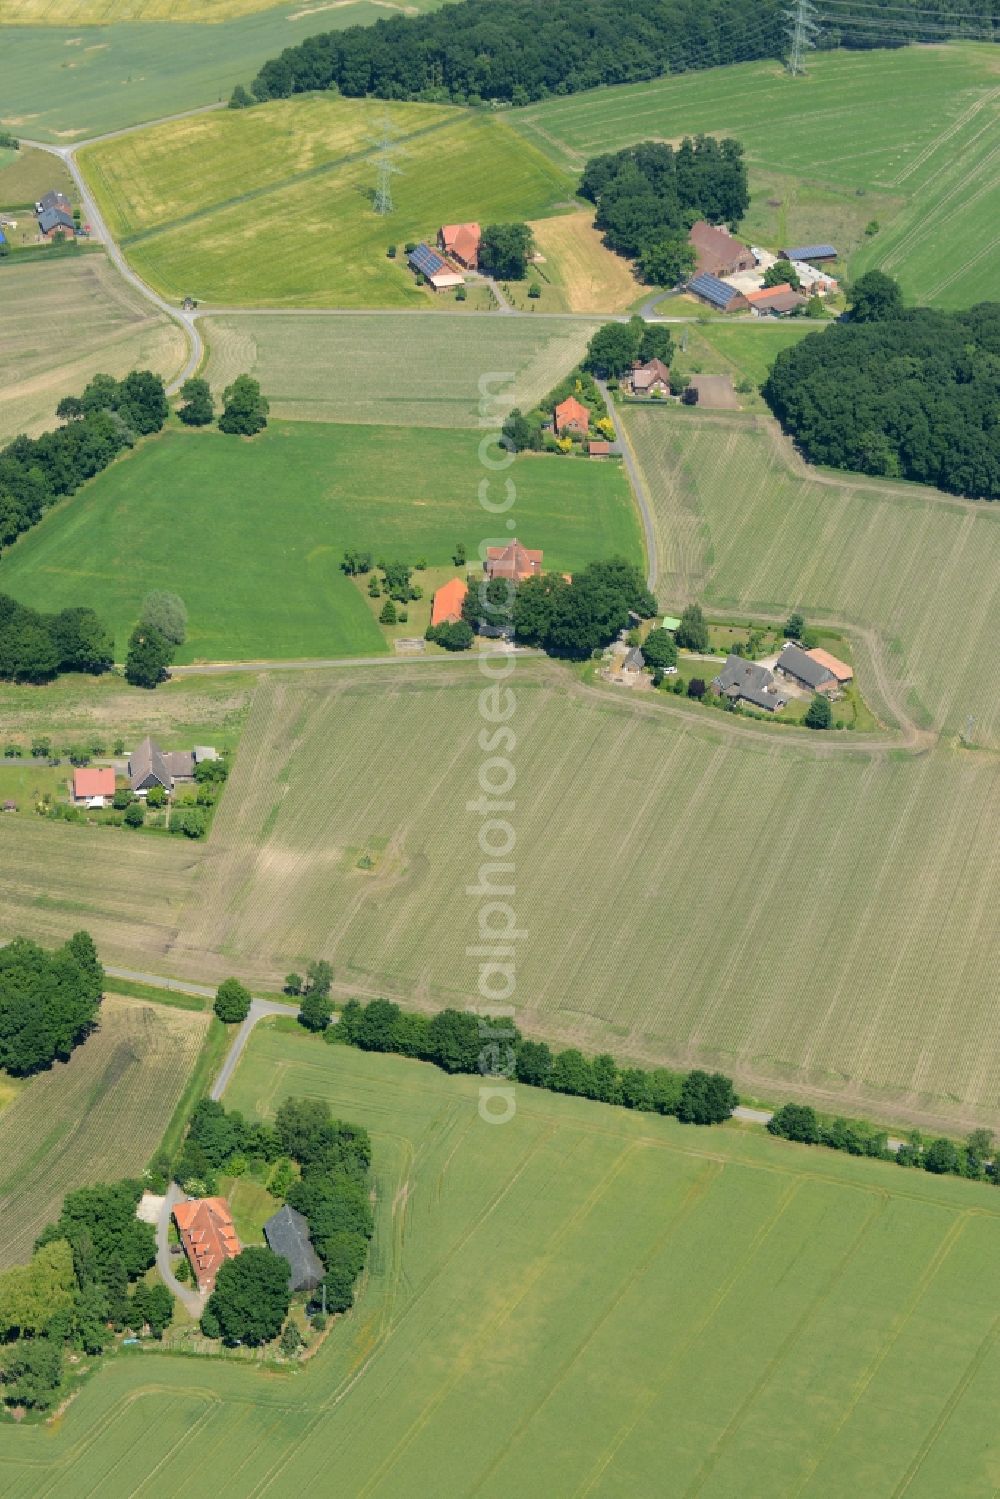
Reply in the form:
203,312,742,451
687,677,706,698
124,800,145,828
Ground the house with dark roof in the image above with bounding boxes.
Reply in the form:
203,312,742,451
485,539,543,582
37,207,75,240
128,736,195,795
688,221,756,278
745,285,807,317
687,273,748,313
172,1196,240,1293
264,1205,324,1293
774,643,838,693
712,654,788,712
36,189,72,216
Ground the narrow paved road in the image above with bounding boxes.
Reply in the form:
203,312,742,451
596,377,658,593
210,997,302,1101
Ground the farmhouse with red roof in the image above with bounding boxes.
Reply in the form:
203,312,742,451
553,395,590,435
172,1196,240,1293
72,767,116,806
438,222,481,269
486,540,543,582
431,576,469,626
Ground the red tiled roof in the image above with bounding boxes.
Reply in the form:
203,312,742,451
440,222,481,265
73,767,116,799
173,1197,240,1292
431,576,469,626
806,647,853,683
588,440,611,454
745,284,805,306
486,539,543,581
554,396,590,434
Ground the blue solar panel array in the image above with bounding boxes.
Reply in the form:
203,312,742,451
781,244,836,261
408,243,448,277
688,272,740,309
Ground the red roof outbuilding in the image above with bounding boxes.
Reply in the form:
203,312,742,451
73,767,116,800
431,576,469,626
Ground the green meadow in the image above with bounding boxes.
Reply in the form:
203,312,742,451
515,45,1000,306
0,3,444,141
81,96,574,306
3,1033,1000,1495
0,421,640,660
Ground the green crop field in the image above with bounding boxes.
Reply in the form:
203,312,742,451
0,255,187,442
0,421,640,660
200,312,604,428
620,407,1000,747
0,4,445,141
3,1034,1000,1494
0,995,208,1269
80,95,574,306
515,45,1000,307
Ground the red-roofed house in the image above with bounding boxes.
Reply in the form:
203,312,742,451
554,396,590,435
173,1196,240,1293
486,539,543,582
431,576,469,626
745,284,807,316
438,222,481,269
72,767,116,806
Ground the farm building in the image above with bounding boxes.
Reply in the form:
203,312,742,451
553,395,590,434
712,655,788,712
37,207,75,240
774,643,838,693
486,539,543,582
2,800,18,813
172,1196,240,1293
780,243,837,263
264,1205,324,1293
630,358,671,395
745,285,807,317
431,576,469,626
438,222,481,269
622,646,646,675
806,647,853,684
407,243,464,291
72,766,116,806
588,439,620,458
128,736,196,795
688,221,756,278
687,274,748,313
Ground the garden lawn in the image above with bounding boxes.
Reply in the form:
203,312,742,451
0,421,641,661
4,1034,1000,1494
80,97,575,307
514,45,1000,306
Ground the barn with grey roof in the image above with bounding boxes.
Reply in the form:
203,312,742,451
264,1205,324,1292
712,654,788,712
774,643,837,693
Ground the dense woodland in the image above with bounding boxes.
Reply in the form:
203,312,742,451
580,138,748,281
242,0,993,106
0,594,113,684
764,293,1000,499
0,372,167,556
0,932,103,1077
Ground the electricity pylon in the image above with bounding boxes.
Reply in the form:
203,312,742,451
371,118,404,215
785,0,819,75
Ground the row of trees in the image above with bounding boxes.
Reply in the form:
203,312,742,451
767,1103,999,1183
0,371,168,556
0,932,103,1077
0,593,113,684
332,996,737,1125
178,375,269,437
459,558,658,659
0,1179,167,1411
580,137,749,283
243,0,784,106
763,280,1000,499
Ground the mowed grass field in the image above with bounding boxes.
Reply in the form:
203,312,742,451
0,5,442,141
200,312,604,428
3,0,437,22
4,1035,1000,1495
526,209,642,313
0,422,640,660
0,256,186,441
80,95,574,306
0,995,208,1269
515,46,1000,307
0,144,74,207
621,407,1000,747
175,664,1000,1129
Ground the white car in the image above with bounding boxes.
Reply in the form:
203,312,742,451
663,666,678,676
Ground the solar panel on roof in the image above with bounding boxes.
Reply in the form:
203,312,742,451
781,244,836,261
408,243,447,277
688,272,739,309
